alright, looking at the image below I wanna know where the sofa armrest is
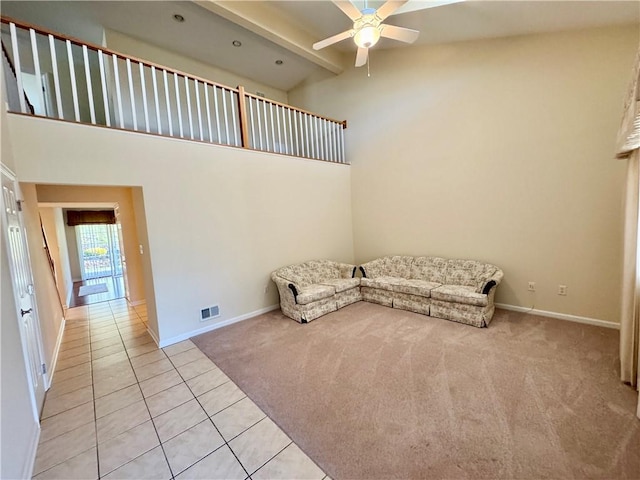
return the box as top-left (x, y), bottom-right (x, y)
top-left (271, 274), bottom-right (301, 305)
top-left (360, 258), bottom-right (385, 278)
top-left (336, 262), bottom-right (358, 279)
top-left (481, 269), bottom-right (504, 295)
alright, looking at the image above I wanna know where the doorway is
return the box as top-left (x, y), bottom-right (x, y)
top-left (69, 221), bottom-right (126, 307)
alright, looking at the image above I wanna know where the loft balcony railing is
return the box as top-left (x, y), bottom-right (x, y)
top-left (1, 16), bottom-right (348, 164)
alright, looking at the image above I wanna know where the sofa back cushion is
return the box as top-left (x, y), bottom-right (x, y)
top-left (445, 259), bottom-right (498, 290)
top-left (384, 256), bottom-right (414, 278)
top-left (307, 260), bottom-right (341, 283)
top-left (276, 260), bottom-right (342, 287)
top-left (410, 257), bottom-right (447, 283)
top-left (276, 263), bottom-right (316, 287)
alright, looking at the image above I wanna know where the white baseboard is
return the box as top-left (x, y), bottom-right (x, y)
top-left (495, 303), bottom-right (619, 330)
top-left (46, 316), bottom-right (67, 389)
top-left (147, 325), bottom-right (160, 347)
top-left (159, 304), bottom-right (279, 348)
top-left (22, 420), bottom-right (40, 480)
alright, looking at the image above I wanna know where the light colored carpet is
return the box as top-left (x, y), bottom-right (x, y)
top-left (78, 283), bottom-right (108, 296)
top-left (192, 302), bottom-right (640, 479)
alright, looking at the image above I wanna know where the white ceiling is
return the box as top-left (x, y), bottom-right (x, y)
top-left (1, 1), bottom-right (638, 92)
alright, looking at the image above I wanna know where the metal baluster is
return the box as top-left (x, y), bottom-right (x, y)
top-left (340, 123), bottom-right (346, 163)
top-left (125, 58), bottom-right (137, 130)
top-left (263, 99), bottom-right (270, 151)
top-left (162, 69), bottom-right (173, 135)
top-left (293, 109), bottom-right (299, 157)
top-left (204, 83), bottom-right (213, 143)
top-left (184, 76), bottom-right (193, 139)
top-left (282, 107), bottom-right (289, 155)
top-left (269, 103), bottom-right (276, 152)
top-left (139, 62), bottom-right (150, 132)
top-left (276, 105), bottom-right (282, 153)
top-left (81, 46), bottom-right (96, 123)
top-left (49, 35), bottom-right (64, 119)
top-left (256, 99), bottom-right (264, 151)
top-left (213, 86), bottom-right (221, 143)
top-left (229, 90), bottom-right (239, 146)
top-left (151, 66), bottom-right (161, 134)
top-left (194, 80), bottom-right (203, 141)
top-left (98, 50), bottom-right (111, 126)
top-left (221, 88), bottom-right (230, 145)
top-left (112, 54), bottom-right (124, 127)
top-left (173, 73), bottom-right (183, 137)
top-left (9, 23), bottom-right (26, 113)
top-left (249, 97), bottom-right (256, 149)
top-left (66, 40), bottom-right (80, 121)
top-left (306, 114), bottom-right (313, 158)
top-left (29, 29), bottom-right (44, 116)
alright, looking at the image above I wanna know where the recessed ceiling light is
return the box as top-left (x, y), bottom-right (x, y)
top-left (275, 60), bottom-right (283, 65)
top-left (173, 14), bottom-right (185, 22)
top-left (232, 40), bottom-right (242, 47)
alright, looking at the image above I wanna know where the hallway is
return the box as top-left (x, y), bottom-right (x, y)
top-left (33, 299), bottom-right (326, 479)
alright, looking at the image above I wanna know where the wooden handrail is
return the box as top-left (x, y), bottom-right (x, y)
top-left (0, 15), bottom-right (238, 94)
top-left (1, 14), bottom-right (348, 161)
top-left (0, 14), bottom-right (347, 129)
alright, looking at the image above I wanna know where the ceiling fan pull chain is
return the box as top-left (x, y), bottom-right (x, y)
top-left (367, 54), bottom-right (371, 77)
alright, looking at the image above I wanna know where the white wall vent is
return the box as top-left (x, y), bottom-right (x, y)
top-left (200, 305), bottom-right (220, 322)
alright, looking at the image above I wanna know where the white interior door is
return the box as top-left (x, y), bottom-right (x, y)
top-left (1, 167), bottom-right (47, 415)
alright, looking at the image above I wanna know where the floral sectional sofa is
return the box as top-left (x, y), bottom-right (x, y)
top-left (271, 260), bottom-right (361, 323)
top-left (360, 256), bottom-right (503, 327)
top-left (272, 256), bottom-right (503, 328)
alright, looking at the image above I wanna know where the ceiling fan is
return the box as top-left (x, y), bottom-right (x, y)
top-left (312, 0), bottom-right (421, 68)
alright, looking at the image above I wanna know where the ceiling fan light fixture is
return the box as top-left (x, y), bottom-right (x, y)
top-left (354, 25), bottom-right (380, 49)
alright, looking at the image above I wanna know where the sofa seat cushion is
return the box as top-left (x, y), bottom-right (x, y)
top-left (391, 279), bottom-right (441, 297)
top-left (296, 284), bottom-right (335, 305)
top-left (320, 277), bottom-right (360, 293)
top-left (360, 276), bottom-right (402, 291)
top-left (431, 285), bottom-right (488, 307)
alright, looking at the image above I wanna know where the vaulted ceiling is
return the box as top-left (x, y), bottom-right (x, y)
top-left (1, 1), bottom-right (638, 91)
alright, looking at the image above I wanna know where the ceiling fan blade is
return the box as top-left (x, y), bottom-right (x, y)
top-left (332, 0), bottom-right (363, 21)
top-left (355, 47), bottom-right (368, 67)
top-left (380, 24), bottom-right (420, 44)
top-left (375, 0), bottom-right (409, 21)
top-left (313, 29), bottom-right (355, 50)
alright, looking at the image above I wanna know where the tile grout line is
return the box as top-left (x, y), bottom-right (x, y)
top-left (164, 349), bottom-right (251, 479)
top-left (88, 306), bottom-right (101, 480)
top-left (105, 299), bottom-right (175, 480)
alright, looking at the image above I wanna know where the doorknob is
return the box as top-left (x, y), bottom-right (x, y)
top-left (21, 308), bottom-right (32, 317)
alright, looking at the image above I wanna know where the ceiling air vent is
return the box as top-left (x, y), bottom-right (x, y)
top-left (200, 305), bottom-right (220, 322)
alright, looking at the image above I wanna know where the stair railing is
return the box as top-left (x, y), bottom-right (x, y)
top-left (0, 16), bottom-right (348, 164)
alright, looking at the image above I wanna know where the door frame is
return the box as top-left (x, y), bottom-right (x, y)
top-left (1, 164), bottom-right (49, 420)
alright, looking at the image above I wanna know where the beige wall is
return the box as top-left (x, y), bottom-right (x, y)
top-left (20, 184), bottom-right (65, 376)
top-left (36, 186), bottom-right (147, 305)
top-left (52, 208), bottom-right (74, 306)
top-left (63, 217), bottom-right (82, 280)
top-left (10, 116), bottom-right (354, 343)
top-left (290, 25), bottom-right (638, 322)
top-left (104, 29), bottom-right (288, 104)
top-left (131, 187), bottom-right (160, 339)
top-left (39, 207), bottom-right (67, 307)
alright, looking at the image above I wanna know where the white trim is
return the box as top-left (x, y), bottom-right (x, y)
top-left (147, 325), bottom-right (160, 346)
top-left (22, 420), bottom-right (40, 480)
top-left (159, 304), bottom-right (279, 348)
top-left (495, 303), bottom-right (619, 329)
top-left (45, 316), bottom-right (66, 389)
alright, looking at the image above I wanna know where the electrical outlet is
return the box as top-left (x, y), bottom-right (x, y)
top-left (528, 282), bottom-right (536, 292)
top-left (264, 285), bottom-right (270, 294)
top-left (558, 285), bottom-right (567, 296)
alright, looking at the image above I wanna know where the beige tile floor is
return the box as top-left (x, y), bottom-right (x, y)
top-left (32, 299), bottom-right (328, 480)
